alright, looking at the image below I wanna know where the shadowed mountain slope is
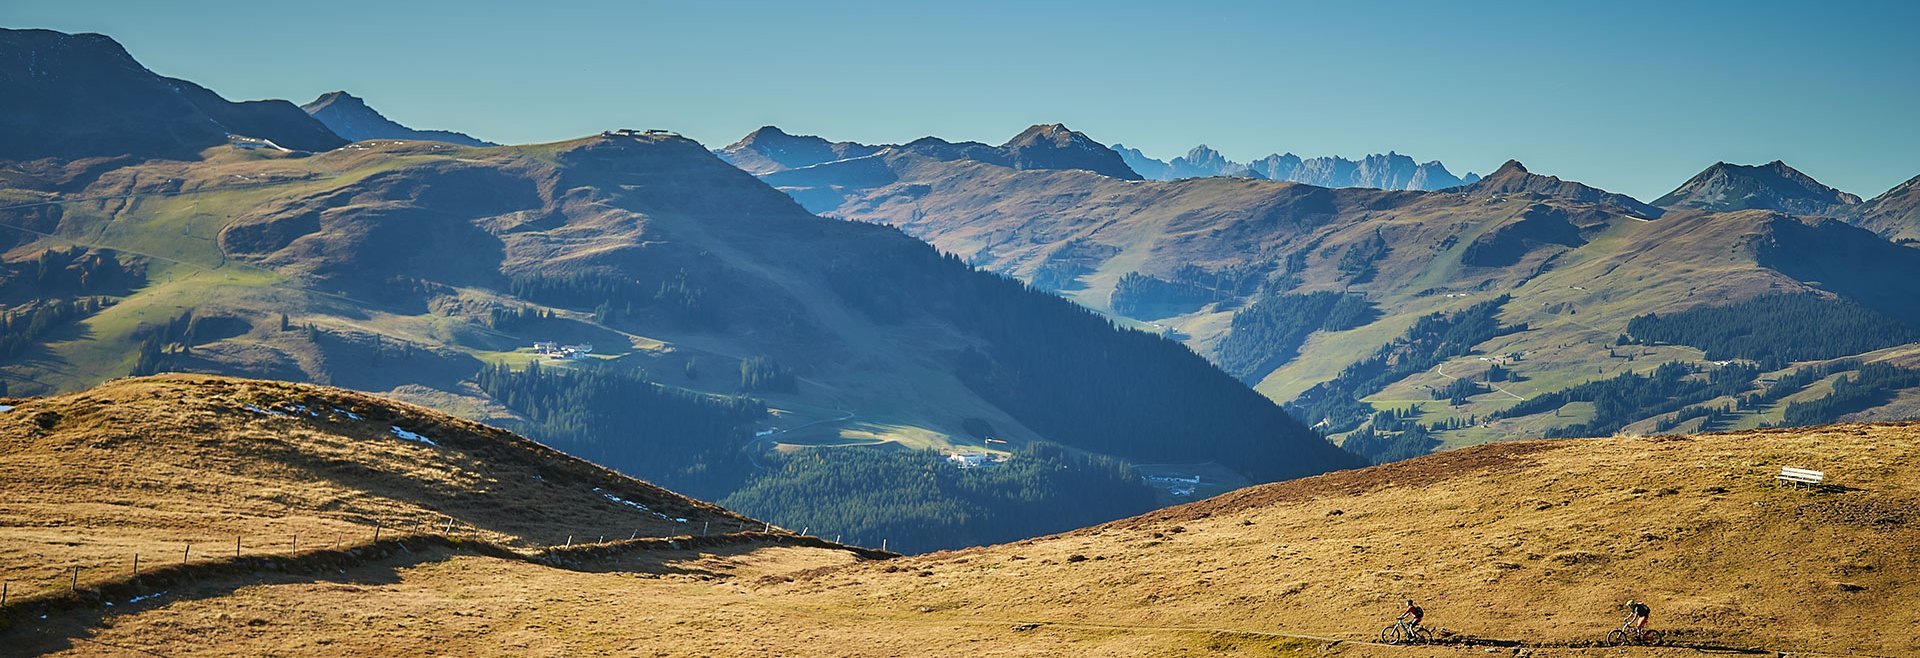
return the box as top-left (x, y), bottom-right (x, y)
top-left (1851, 174), bottom-right (1920, 242)
top-left (0, 28), bottom-right (343, 170)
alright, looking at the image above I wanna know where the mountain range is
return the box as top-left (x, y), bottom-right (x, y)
top-left (1115, 142), bottom-right (1479, 190)
top-left (0, 28), bottom-right (1357, 553)
top-left (732, 121), bottom-right (1920, 462)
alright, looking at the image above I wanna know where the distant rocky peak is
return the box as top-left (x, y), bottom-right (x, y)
top-left (300, 90), bottom-right (492, 147)
top-left (1000, 124), bottom-right (1141, 180)
top-left (1004, 123), bottom-right (1079, 146)
top-left (1654, 160), bottom-right (1860, 214)
top-left (738, 125), bottom-right (800, 143)
top-left (1467, 160), bottom-right (1662, 217)
top-left (1489, 159), bottom-right (1529, 177)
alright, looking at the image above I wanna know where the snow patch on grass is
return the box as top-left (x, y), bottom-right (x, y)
top-left (390, 426), bottom-right (439, 446)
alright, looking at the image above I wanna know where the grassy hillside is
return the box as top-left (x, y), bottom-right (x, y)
top-left (6, 385), bottom-right (1910, 656)
top-left (0, 375), bottom-right (767, 586)
top-left (756, 141), bottom-right (1920, 458)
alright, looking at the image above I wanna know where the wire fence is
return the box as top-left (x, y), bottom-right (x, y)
top-left (0, 515), bottom-right (890, 617)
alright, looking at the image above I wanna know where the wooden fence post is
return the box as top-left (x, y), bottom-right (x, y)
top-left (882, 538), bottom-right (888, 552)
top-left (374, 523), bottom-right (381, 543)
top-left (4, 581), bottom-right (10, 607)
top-left (183, 543), bottom-right (190, 565)
top-left (292, 533), bottom-right (298, 554)
top-left (235, 535), bottom-right (242, 559)
top-left (70, 565), bottom-right (78, 593)
top-left (703, 521), bottom-right (710, 536)
top-left (565, 535), bottom-right (573, 548)
top-left (132, 553), bottom-right (139, 579)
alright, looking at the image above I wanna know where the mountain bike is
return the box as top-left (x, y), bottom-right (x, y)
top-left (1380, 619), bottom-right (1433, 645)
top-left (1605, 620), bottom-right (1663, 646)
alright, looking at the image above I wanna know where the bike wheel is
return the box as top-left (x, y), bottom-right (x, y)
top-left (1639, 629), bottom-right (1663, 645)
top-left (1413, 627), bottom-right (1433, 644)
top-left (1606, 629), bottom-right (1627, 646)
top-left (1381, 625), bottom-right (1401, 645)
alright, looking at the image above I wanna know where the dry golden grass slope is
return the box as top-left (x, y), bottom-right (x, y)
top-left (2, 376), bottom-right (1915, 656)
top-left (0, 375), bottom-right (815, 597)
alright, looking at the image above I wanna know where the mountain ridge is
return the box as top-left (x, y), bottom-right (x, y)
top-left (1118, 142), bottom-right (1473, 191)
top-left (301, 91), bottom-right (494, 147)
top-left (0, 27), bottom-right (344, 171)
top-left (1654, 160), bottom-right (1862, 215)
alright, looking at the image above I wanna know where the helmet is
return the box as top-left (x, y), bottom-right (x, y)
top-left (1405, 599), bottom-right (1415, 606)
top-left (1625, 599), bottom-right (1639, 607)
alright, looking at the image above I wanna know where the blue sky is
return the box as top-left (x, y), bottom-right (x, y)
top-left (8, 0), bottom-right (1918, 200)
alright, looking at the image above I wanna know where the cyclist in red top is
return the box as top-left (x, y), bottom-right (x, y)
top-left (1400, 599), bottom-right (1424, 630)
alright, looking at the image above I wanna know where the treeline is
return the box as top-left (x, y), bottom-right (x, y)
top-left (1739, 360), bottom-right (1859, 410)
top-left (1624, 293), bottom-right (1918, 367)
top-left (720, 443), bottom-right (1157, 554)
top-left (1337, 229), bottom-right (1389, 283)
top-left (1216, 291), bottom-right (1378, 383)
top-left (1494, 361), bottom-right (1758, 438)
top-left (0, 297), bottom-right (112, 360)
top-left (474, 362), bottom-right (766, 498)
top-left (1342, 405), bottom-right (1439, 463)
top-left (1109, 272), bottom-right (1217, 319)
top-left (506, 269), bottom-right (721, 330)
top-left (1109, 265), bottom-right (1266, 319)
top-left (1653, 403), bottom-right (1737, 433)
top-left (1289, 297), bottom-right (1520, 433)
top-left (128, 309), bottom-right (252, 376)
top-left (738, 356), bottom-right (795, 393)
top-left (1, 247), bottom-right (144, 297)
top-left (824, 234), bottom-right (1360, 481)
top-left (487, 305), bottom-right (553, 331)
top-left (1435, 377), bottom-right (1489, 405)
top-left (1781, 363), bottom-right (1920, 427)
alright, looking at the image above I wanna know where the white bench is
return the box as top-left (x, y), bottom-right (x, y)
top-left (1776, 467), bottom-right (1826, 488)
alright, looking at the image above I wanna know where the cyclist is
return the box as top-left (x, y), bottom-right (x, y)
top-left (1623, 599), bottom-right (1651, 635)
top-left (1399, 598), bottom-right (1424, 631)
